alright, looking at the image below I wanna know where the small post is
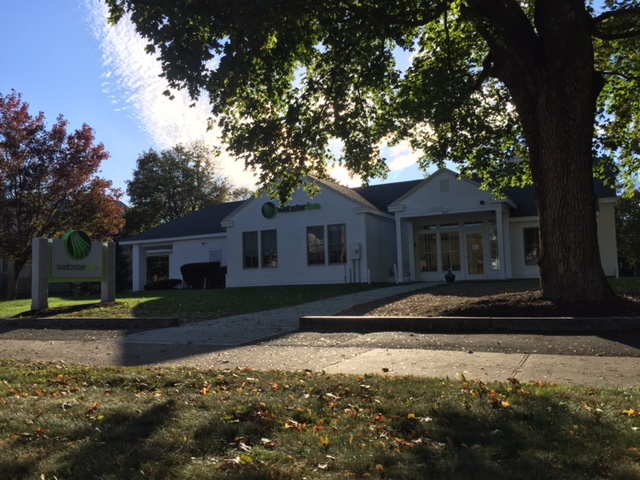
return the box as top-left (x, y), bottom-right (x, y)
top-left (101, 242), bottom-right (116, 303)
top-left (31, 238), bottom-right (49, 311)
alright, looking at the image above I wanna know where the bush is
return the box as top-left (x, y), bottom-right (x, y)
top-left (180, 262), bottom-right (226, 289)
top-left (144, 278), bottom-right (183, 291)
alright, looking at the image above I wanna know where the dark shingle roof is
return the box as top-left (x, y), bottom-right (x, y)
top-left (121, 173), bottom-right (617, 242)
top-left (504, 178), bottom-right (616, 218)
top-left (353, 179), bottom-right (424, 211)
top-left (121, 201), bottom-right (245, 243)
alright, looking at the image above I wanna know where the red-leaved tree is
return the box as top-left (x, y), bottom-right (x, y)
top-left (0, 90), bottom-right (125, 299)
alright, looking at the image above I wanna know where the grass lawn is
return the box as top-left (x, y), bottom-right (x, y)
top-left (0, 360), bottom-right (638, 479)
top-left (2, 277), bottom-right (638, 322)
top-left (0, 283), bottom-right (387, 322)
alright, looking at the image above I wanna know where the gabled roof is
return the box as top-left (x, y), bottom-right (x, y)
top-left (312, 176), bottom-right (379, 210)
top-left (353, 179), bottom-right (424, 211)
top-left (121, 170), bottom-right (617, 244)
top-left (120, 201), bottom-right (245, 244)
top-left (388, 168), bottom-right (480, 206)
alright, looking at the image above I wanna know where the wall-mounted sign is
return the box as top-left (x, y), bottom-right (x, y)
top-left (48, 230), bottom-right (106, 282)
top-left (261, 201), bottom-right (321, 219)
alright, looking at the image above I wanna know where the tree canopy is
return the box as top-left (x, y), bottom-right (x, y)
top-left (0, 90), bottom-right (125, 299)
top-left (125, 141), bottom-right (251, 235)
top-left (106, 0), bottom-right (640, 303)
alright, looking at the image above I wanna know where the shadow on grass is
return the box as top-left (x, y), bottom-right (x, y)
top-left (4, 376), bottom-right (637, 480)
top-left (11, 302), bottom-right (111, 319)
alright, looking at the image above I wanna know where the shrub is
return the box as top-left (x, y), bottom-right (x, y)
top-left (180, 262), bottom-right (226, 289)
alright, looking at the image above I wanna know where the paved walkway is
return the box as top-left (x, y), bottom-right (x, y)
top-left (1, 283), bottom-right (639, 389)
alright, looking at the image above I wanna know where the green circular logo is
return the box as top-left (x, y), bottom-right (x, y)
top-left (62, 230), bottom-right (92, 260)
top-left (261, 202), bottom-right (277, 219)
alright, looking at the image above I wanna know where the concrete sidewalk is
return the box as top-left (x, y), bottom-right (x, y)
top-left (118, 283), bottom-right (640, 388)
top-left (1, 283), bottom-right (639, 389)
top-left (123, 283), bottom-right (436, 346)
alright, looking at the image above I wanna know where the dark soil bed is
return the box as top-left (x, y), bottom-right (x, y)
top-left (339, 282), bottom-right (640, 317)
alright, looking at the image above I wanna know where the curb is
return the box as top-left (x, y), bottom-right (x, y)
top-left (0, 317), bottom-right (179, 329)
top-left (300, 316), bottom-right (640, 333)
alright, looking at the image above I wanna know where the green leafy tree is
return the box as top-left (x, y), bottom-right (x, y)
top-left (0, 90), bottom-right (125, 299)
top-left (125, 141), bottom-right (251, 235)
top-left (615, 190), bottom-right (640, 275)
top-left (107, 0), bottom-right (640, 304)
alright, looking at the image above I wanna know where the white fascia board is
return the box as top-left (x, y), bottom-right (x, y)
top-left (387, 205), bottom-right (405, 212)
top-left (353, 207), bottom-right (394, 219)
top-left (120, 232), bottom-right (227, 246)
top-left (490, 198), bottom-right (517, 209)
top-left (508, 215), bottom-right (539, 223)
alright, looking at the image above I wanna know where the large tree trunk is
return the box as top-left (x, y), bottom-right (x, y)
top-left (477, 0), bottom-right (617, 303)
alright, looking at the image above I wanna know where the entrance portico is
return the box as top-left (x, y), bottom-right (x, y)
top-left (389, 170), bottom-right (515, 283)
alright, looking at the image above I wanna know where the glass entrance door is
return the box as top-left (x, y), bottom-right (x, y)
top-left (466, 232), bottom-right (485, 276)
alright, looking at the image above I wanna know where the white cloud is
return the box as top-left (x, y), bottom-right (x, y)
top-left (82, 0), bottom-right (257, 189)
top-left (328, 165), bottom-right (363, 187)
top-left (383, 140), bottom-right (422, 172)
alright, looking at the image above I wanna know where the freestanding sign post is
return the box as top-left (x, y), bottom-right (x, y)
top-left (31, 231), bottom-right (116, 311)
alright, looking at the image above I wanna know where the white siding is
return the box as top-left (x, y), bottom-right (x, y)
top-left (171, 237), bottom-right (227, 281)
top-left (225, 186), bottom-right (372, 287)
top-left (364, 214), bottom-right (397, 283)
top-left (597, 200), bottom-right (618, 276)
top-left (398, 171), bottom-right (496, 217)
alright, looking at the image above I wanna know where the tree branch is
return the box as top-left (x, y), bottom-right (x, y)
top-left (599, 70), bottom-right (640, 82)
top-left (592, 7), bottom-right (640, 40)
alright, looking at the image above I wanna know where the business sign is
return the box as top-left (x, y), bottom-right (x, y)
top-left (48, 230), bottom-right (106, 282)
top-left (261, 201), bottom-right (321, 219)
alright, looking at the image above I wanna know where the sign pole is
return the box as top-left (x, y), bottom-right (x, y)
top-left (31, 238), bottom-right (49, 311)
top-left (101, 242), bottom-right (116, 303)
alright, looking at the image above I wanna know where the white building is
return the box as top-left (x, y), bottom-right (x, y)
top-left (120, 169), bottom-right (619, 291)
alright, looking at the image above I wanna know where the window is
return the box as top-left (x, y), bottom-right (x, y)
top-left (243, 232), bottom-right (259, 268)
top-left (307, 226), bottom-right (325, 265)
top-left (440, 232), bottom-right (461, 271)
top-left (261, 230), bottom-right (278, 267)
top-left (523, 227), bottom-right (539, 266)
top-left (419, 233), bottom-right (438, 272)
top-left (243, 230), bottom-right (277, 269)
top-left (328, 224), bottom-right (346, 264)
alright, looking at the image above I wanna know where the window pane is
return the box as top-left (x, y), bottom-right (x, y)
top-left (243, 232), bottom-right (259, 269)
top-left (261, 230), bottom-right (278, 267)
top-left (523, 227), bottom-right (539, 266)
top-left (419, 233), bottom-right (438, 272)
top-left (441, 232), bottom-right (460, 271)
top-left (328, 224), bottom-right (346, 264)
top-left (307, 226), bottom-right (325, 265)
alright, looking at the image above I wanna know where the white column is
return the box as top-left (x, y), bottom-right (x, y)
top-left (503, 210), bottom-right (513, 279)
top-left (394, 216), bottom-right (404, 283)
top-left (406, 221), bottom-right (416, 281)
top-left (495, 208), bottom-right (507, 279)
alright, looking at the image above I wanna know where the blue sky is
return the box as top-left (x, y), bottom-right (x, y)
top-left (0, 1), bottom-right (425, 202)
